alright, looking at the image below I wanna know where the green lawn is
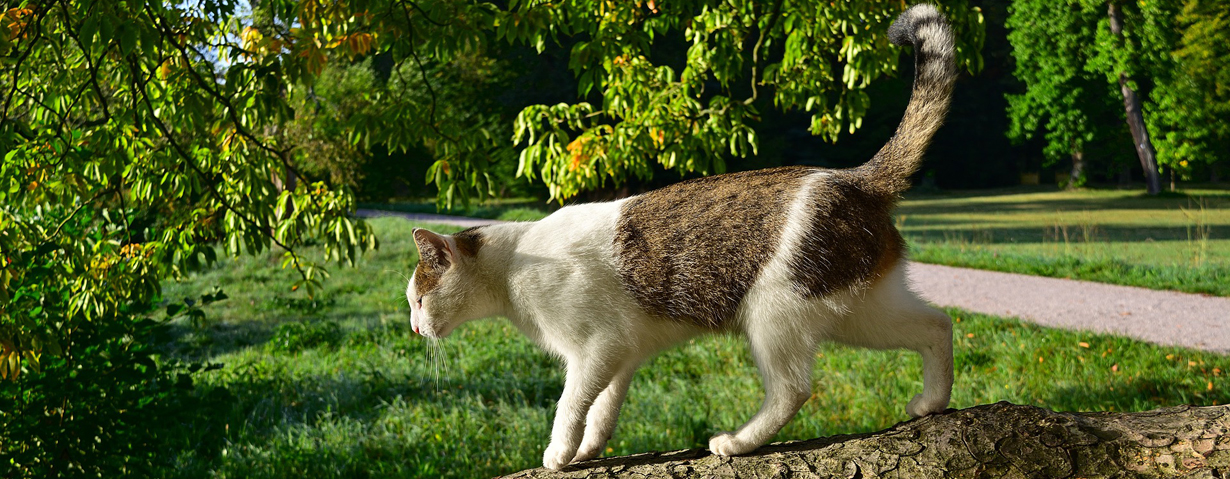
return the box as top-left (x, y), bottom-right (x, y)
top-left (898, 186), bottom-right (1230, 296)
top-left (157, 216), bottom-right (1230, 478)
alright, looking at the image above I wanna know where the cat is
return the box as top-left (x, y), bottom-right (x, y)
top-left (406, 4), bottom-right (956, 471)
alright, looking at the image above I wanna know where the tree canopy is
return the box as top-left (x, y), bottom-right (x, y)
top-left (1006, 0), bottom-right (1229, 190)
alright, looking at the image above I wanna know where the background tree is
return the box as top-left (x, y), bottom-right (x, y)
top-left (1005, 0), bottom-right (1126, 188)
top-left (1004, 0), bottom-right (1212, 194)
top-left (1090, 0), bottom-right (1170, 194)
top-left (1148, 0), bottom-right (1230, 183)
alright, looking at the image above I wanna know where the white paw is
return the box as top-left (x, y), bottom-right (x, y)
top-left (708, 432), bottom-right (755, 456)
top-left (542, 442), bottom-right (576, 471)
top-left (572, 440), bottom-right (603, 463)
top-left (906, 393), bottom-right (947, 418)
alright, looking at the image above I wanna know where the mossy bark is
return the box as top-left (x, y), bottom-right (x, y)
top-left (504, 402), bottom-right (1230, 478)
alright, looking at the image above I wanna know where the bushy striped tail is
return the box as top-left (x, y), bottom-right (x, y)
top-left (859, 4), bottom-right (957, 196)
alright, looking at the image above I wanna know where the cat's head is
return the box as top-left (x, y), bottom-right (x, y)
top-left (407, 227), bottom-right (490, 338)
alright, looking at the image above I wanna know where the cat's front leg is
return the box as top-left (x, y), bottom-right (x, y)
top-left (543, 358), bottom-right (618, 470)
top-left (573, 367), bottom-right (636, 462)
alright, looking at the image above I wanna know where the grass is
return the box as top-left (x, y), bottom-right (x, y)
top-left (158, 216), bottom-right (1230, 478)
top-left (358, 198), bottom-right (553, 222)
top-left (898, 186), bottom-right (1230, 296)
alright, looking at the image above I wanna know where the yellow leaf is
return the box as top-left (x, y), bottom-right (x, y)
top-left (159, 60), bottom-right (172, 80)
top-left (23, 350), bottom-right (39, 372)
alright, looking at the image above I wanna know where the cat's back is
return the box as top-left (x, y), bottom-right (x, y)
top-left (613, 166), bottom-right (902, 327)
top-left (613, 167), bottom-right (812, 326)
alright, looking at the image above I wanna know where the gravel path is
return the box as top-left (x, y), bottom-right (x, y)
top-left (361, 210), bottom-right (1230, 354)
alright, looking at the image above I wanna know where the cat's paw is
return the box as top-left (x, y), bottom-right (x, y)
top-left (708, 432), bottom-right (755, 456)
top-left (572, 441), bottom-right (603, 463)
top-left (542, 442), bottom-right (577, 471)
top-left (906, 393), bottom-right (947, 418)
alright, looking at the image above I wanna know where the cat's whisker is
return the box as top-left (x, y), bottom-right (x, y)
top-left (383, 268), bottom-right (413, 284)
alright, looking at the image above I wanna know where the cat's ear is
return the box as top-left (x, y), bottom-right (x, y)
top-left (413, 228), bottom-right (454, 269)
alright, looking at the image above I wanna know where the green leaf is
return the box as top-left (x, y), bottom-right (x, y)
top-left (80, 15), bottom-right (100, 51)
top-left (119, 24), bottom-right (137, 56)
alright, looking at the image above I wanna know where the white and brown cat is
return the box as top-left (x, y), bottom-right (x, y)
top-left (407, 4), bottom-right (957, 471)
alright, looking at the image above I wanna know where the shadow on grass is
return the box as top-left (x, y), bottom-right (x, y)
top-left (901, 188), bottom-right (1230, 215)
top-left (1045, 376), bottom-right (1230, 413)
top-left (900, 223), bottom-right (1230, 244)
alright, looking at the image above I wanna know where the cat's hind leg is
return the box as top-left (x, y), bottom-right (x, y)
top-left (709, 318), bottom-right (818, 456)
top-left (572, 365), bottom-right (637, 462)
top-left (832, 262), bottom-right (954, 417)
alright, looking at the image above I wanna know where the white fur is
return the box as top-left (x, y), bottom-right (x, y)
top-left (406, 173), bottom-right (954, 470)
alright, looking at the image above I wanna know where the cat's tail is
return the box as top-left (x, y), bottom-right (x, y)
top-left (857, 4), bottom-right (956, 196)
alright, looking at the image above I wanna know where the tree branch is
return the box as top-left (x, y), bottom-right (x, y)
top-left (125, 56), bottom-right (310, 281)
top-left (395, 0), bottom-right (459, 145)
top-left (57, 0), bottom-right (110, 123)
top-left (744, 0), bottom-right (785, 106)
top-left (397, 0), bottom-right (449, 27)
top-left (144, 5), bottom-right (316, 186)
top-left (508, 402), bottom-right (1230, 478)
top-left (2, 5), bottom-right (47, 125)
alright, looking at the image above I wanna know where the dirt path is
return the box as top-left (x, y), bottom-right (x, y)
top-left (908, 263), bottom-right (1230, 354)
top-left (362, 210), bottom-right (1230, 354)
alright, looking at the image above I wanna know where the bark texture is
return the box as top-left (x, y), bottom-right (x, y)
top-left (504, 402), bottom-right (1230, 478)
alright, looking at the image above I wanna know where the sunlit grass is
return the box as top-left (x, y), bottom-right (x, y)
top-left (159, 216), bottom-right (1230, 478)
top-left (898, 186), bottom-right (1230, 295)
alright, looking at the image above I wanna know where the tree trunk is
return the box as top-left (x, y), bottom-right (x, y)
top-left (505, 402), bottom-right (1230, 478)
top-left (1108, 1), bottom-right (1162, 196)
top-left (1069, 149), bottom-right (1085, 189)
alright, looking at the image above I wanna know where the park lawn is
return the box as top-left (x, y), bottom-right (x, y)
top-left (898, 186), bottom-right (1230, 296)
top-left (160, 216), bottom-right (1230, 478)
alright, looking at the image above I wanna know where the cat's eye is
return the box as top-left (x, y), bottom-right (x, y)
top-left (416, 296), bottom-right (423, 306)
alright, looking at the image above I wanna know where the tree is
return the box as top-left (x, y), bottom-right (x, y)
top-left (1005, 0), bottom-right (1198, 193)
top-left (1005, 0), bottom-right (1123, 188)
top-left (1096, 0), bottom-right (1166, 194)
top-left (506, 402), bottom-right (1230, 478)
top-left (0, 1), bottom-right (379, 474)
top-left (1148, 0), bottom-right (1230, 183)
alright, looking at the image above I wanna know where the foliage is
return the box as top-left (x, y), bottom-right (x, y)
top-left (0, 306), bottom-right (229, 477)
top-left (508, 0), bottom-right (985, 201)
top-left (1148, 0), bottom-right (1230, 179)
top-left (0, 0), bottom-right (381, 473)
top-left (1006, 0), bottom-right (1228, 185)
top-left (1004, 0), bottom-right (1125, 176)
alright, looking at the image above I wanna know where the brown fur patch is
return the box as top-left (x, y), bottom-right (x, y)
top-left (454, 227), bottom-right (485, 257)
top-left (412, 229), bottom-right (451, 297)
top-left (614, 167), bottom-right (813, 327)
top-left (790, 172), bottom-right (905, 297)
top-left (413, 227), bottom-right (483, 298)
top-left (413, 261), bottom-right (444, 297)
